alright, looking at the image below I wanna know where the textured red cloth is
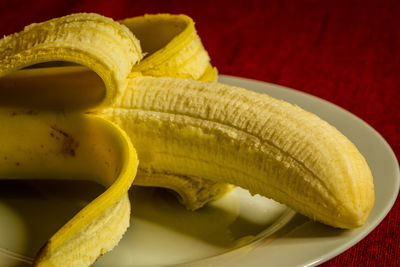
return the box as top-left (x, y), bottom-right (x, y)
top-left (0, 0), bottom-right (399, 266)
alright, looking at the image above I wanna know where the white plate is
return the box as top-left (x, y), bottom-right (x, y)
top-left (0, 75), bottom-right (398, 267)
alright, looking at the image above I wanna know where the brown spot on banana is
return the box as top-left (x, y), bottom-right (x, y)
top-left (50, 126), bottom-right (79, 157)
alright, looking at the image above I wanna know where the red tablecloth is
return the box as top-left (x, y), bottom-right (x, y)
top-left (0, 0), bottom-right (399, 266)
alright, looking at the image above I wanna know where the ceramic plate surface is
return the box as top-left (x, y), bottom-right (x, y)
top-left (0, 75), bottom-right (398, 267)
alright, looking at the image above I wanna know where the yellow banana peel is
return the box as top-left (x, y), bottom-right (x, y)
top-left (121, 13), bottom-right (218, 81)
top-left (0, 13), bottom-right (140, 266)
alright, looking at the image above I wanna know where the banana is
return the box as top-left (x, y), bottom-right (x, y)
top-left (103, 76), bottom-right (374, 229)
top-left (0, 13), bottom-right (140, 266)
top-left (0, 12), bottom-right (375, 267)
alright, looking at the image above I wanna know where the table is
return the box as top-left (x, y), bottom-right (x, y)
top-left (0, 0), bottom-right (399, 266)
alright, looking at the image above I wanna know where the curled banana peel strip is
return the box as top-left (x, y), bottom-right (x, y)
top-left (0, 13), bottom-right (139, 266)
top-left (0, 111), bottom-right (137, 266)
top-left (0, 13), bottom-right (142, 109)
top-left (0, 12), bottom-right (375, 266)
top-left (120, 13), bottom-right (218, 81)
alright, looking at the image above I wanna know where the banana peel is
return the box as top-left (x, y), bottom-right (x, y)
top-left (121, 13), bottom-right (218, 81)
top-left (0, 12), bottom-right (374, 266)
top-left (0, 110), bottom-right (137, 266)
top-left (0, 13), bottom-right (140, 266)
top-left (0, 12), bottom-right (224, 265)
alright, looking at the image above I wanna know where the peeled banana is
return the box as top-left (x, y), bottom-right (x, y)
top-left (104, 76), bottom-right (374, 229)
top-left (0, 12), bottom-right (374, 267)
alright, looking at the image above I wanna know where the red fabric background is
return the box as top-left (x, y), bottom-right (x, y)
top-left (0, 0), bottom-right (399, 266)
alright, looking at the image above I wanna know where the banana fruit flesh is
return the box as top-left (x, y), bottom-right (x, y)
top-left (104, 76), bottom-right (374, 229)
top-left (0, 12), bottom-right (375, 266)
